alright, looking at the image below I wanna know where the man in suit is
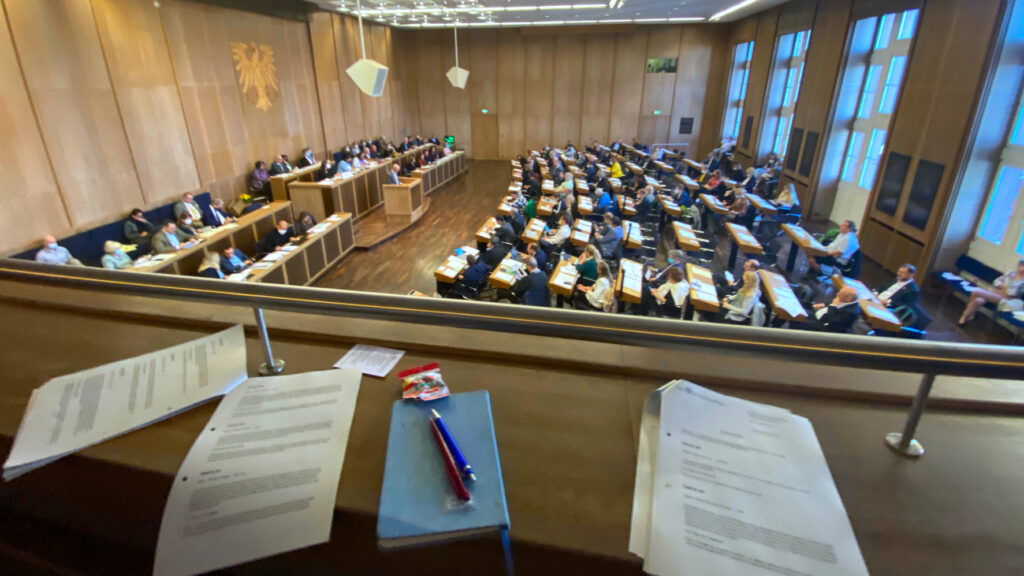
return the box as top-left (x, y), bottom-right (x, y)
top-left (494, 215), bottom-right (517, 248)
top-left (714, 258), bottom-right (760, 295)
top-left (877, 263), bottom-right (919, 310)
top-left (259, 219), bottom-right (294, 254)
top-left (220, 246), bottom-right (253, 274)
top-left (508, 257), bottom-right (549, 306)
top-left (269, 154), bottom-right (290, 175)
top-left (455, 254), bottom-right (491, 291)
top-left (593, 213), bottom-right (622, 260)
top-left (509, 208), bottom-right (526, 238)
top-left (398, 137), bottom-right (412, 152)
top-left (525, 242), bottom-right (547, 273)
top-left (173, 192), bottom-right (204, 225)
top-left (387, 162), bottom-right (402, 185)
top-left (794, 286), bottom-right (860, 333)
top-left (203, 198), bottom-right (235, 228)
top-left (297, 148), bottom-right (316, 168)
top-left (152, 221), bottom-right (197, 254)
top-left (481, 235), bottom-right (507, 268)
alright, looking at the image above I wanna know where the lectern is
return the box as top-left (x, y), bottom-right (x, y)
top-left (382, 177), bottom-right (426, 224)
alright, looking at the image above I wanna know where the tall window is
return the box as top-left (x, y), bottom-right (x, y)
top-left (975, 93), bottom-right (1024, 257)
top-left (838, 9), bottom-right (918, 195)
top-left (768, 30), bottom-right (811, 157)
top-left (723, 41), bottom-right (754, 141)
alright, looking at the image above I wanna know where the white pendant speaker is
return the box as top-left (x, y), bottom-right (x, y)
top-left (446, 66), bottom-right (469, 89)
top-left (347, 59), bottom-right (389, 97)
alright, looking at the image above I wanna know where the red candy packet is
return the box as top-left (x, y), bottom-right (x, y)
top-left (397, 362), bottom-right (450, 402)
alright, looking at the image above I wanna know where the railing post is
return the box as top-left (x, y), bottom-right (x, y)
top-left (885, 372), bottom-right (935, 458)
top-left (253, 308), bottom-right (285, 376)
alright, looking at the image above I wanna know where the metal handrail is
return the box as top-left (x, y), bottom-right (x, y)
top-left (2, 259), bottom-right (1022, 378)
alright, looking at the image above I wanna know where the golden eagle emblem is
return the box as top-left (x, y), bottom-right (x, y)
top-left (230, 42), bottom-right (279, 111)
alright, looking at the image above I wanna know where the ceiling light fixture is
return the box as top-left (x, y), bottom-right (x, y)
top-left (709, 0), bottom-right (763, 21)
top-left (346, 0), bottom-right (389, 97)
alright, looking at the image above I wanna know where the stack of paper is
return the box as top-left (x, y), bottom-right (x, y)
top-left (630, 381), bottom-right (870, 576)
top-left (262, 252), bottom-right (286, 262)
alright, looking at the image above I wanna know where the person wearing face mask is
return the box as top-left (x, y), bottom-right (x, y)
top-left (297, 147), bottom-right (316, 168)
top-left (35, 235), bottom-right (83, 266)
top-left (124, 208), bottom-right (155, 255)
top-left (176, 215), bottom-right (200, 238)
top-left (258, 219), bottom-right (294, 254)
top-left (101, 241), bottom-right (133, 270)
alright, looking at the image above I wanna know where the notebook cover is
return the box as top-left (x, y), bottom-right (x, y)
top-left (377, 391), bottom-right (509, 547)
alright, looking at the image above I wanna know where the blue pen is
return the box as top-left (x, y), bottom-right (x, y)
top-left (431, 409), bottom-right (476, 482)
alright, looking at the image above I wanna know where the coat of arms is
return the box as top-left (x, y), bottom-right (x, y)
top-left (230, 42), bottom-right (279, 111)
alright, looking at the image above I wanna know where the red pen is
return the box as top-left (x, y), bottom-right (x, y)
top-left (430, 418), bottom-right (471, 501)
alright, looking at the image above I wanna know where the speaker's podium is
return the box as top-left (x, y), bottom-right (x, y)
top-left (382, 177), bottom-right (426, 224)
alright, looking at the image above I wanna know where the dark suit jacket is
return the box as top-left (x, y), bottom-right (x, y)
top-left (461, 261), bottom-right (490, 287)
top-left (481, 246), bottom-right (506, 268)
top-left (512, 270), bottom-right (549, 306)
top-left (386, 171), bottom-right (401, 185)
top-left (269, 161), bottom-right (289, 175)
top-left (532, 249), bottom-right (548, 272)
top-left (203, 206), bottom-right (231, 228)
top-left (496, 221), bottom-right (517, 246)
top-left (884, 280), bottom-right (919, 309)
top-left (297, 155), bottom-right (315, 168)
top-left (220, 250), bottom-right (251, 274)
top-left (259, 228), bottom-right (294, 253)
top-left (815, 303), bottom-right (860, 333)
top-left (198, 267), bottom-right (223, 279)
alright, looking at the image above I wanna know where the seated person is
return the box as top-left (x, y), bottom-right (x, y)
top-left (269, 154), bottom-right (291, 175)
top-left (203, 198), bottom-right (235, 228)
top-left (259, 219), bottom-right (294, 253)
top-left (652, 266), bottom-right (690, 318)
top-left (173, 192), bottom-right (204, 225)
top-left (877, 263), bottom-right (919, 310)
top-left (504, 257), bottom-right (549, 307)
top-left (574, 261), bottom-right (614, 312)
top-left (635, 186), bottom-right (656, 218)
top-left (456, 254), bottom-right (491, 290)
top-left (508, 208), bottom-right (526, 238)
top-left (525, 242), bottom-right (547, 273)
top-left (702, 169), bottom-right (723, 192)
top-left (197, 253), bottom-right (224, 279)
top-left (714, 258), bottom-right (760, 296)
top-left (669, 184), bottom-right (691, 208)
top-left (608, 159), bottom-right (624, 179)
top-left (573, 245), bottom-right (602, 289)
top-left (293, 211), bottom-right (318, 238)
top-left (556, 172), bottom-right (574, 195)
top-left (251, 161), bottom-right (270, 192)
top-left (321, 152), bottom-right (339, 179)
top-left (539, 213), bottom-right (571, 253)
top-left (220, 246), bottom-right (253, 275)
top-left (593, 213), bottom-right (623, 260)
top-left (152, 220), bottom-right (197, 254)
top-left (297, 147), bottom-right (316, 168)
top-left (124, 208), bottom-right (156, 254)
top-left (101, 241), bottom-right (133, 270)
top-left (808, 219), bottom-right (859, 274)
top-left (775, 182), bottom-right (798, 209)
top-left (637, 250), bottom-right (685, 315)
top-left (711, 271), bottom-right (761, 325)
top-left (176, 215), bottom-right (200, 237)
top-left (594, 187), bottom-right (612, 215)
top-left (494, 215), bottom-right (517, 247)
top-left (35, 235), bottom-right (83, 266)
top-left (958, 259), bottom-right (1024, 325)
top-left (480, 235), bottom-right (507, 268)
top-left (794, 286), bottom-right (861, 333)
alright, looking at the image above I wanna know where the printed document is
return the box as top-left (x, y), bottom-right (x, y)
top-left (153, 369), bottom-right (361, 576)
top-left (3, 325), bottom-right (248, 481)
top-left (333, 344), bottom-right (405, 377)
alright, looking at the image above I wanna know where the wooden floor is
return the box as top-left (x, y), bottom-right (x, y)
top-left (315, 158), bottom-right (1016, 345)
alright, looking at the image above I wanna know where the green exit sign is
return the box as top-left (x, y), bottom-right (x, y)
top-left (653, 110), bottom-right (662, 116)
top-left (482, 109), bottom-right (489, 114)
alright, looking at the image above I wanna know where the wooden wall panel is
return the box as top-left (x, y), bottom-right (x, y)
top-left (523, 35), bottom-right (555, 153)
top-left (413, 31), bottom-right (447, 141)
top-left (497, 29), bottom-right (526, 158)
top-left (697, 25), bottom-right (732, 157)
top-left (440, 30), bottom-right (471, 155)
top-left (674, 26), bottom-right (721, 156)
top-left (93, 0), bottom-right (199, 207)
top-left (393, 30), bottom-right (421, 137)
top-left (359, 24), bottom-right (383, 138)
top-left (335, 15), bottom-right (366, 142)
top-left (0, 4), bottom-right (69, 253)
top-left (468, 30), bottom-right (498, 159)
top-left (739, 9), bottom-right (780, 163)
top-left (309, 11), bottom-right (348, 148)
top-left (6, 0), bottom-right (144, 228)
top-left (608, 29), bottom-right (648, 142)
top-left (551, 35), bottom-right (585, 149)
top-left (640, 27), bottom-right (682, 145)
top-left (580, 33), bottom-right (615, 146)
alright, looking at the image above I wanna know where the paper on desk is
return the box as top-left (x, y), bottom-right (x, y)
top-left (641, 382), bottom-right (868, 576)
top-left (333, 344), bottom-right (405, 378)
top-left (152, 369), bottom-right (361, 576)
top-left (261, 251), bottom-right (285, 262)
top-left (3, 325), bottom-right (248, 481)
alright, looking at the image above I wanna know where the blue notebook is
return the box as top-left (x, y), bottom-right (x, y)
top-left (377, 391), bottom-right (510, 551)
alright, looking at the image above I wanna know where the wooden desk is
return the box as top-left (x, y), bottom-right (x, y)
top-left (511, 160), bottom-right (521, 170)
top-left (618, 196), bottom-right (636, 217)
top-left (521, 218), bottom-right (547, 244)
top-left (725, 223), bottom-right (764, 269)
top-left (245, 212), bottom-right (355, 286)
top-left (672, 221), bottom-right (702, 252)
top-left (683, 158), bottom-right (705, 172)
top-left (570, 220), bottom-right (593, 247)
top-left (576, 179), bottom-right (589, 195)
top-left (622, 220), bottom-right (642, 250)
top-left (434, 254), bottom-right (468, 285)
top-left (782, 223), bottom-right (828, 274)
top-left (475, 217), bottom-right (499, 245)
top-left (609, 178), bottom-right (622, 193)
top-left (577, 196), bottom-right (593, 216)
top-left (270, 162), bottom-right (322, 201)
top-left (286, 162), bottom-right (382, 221)
top-left (759, 270), bottom-right (808, 322)
top-left (542, 180), bottom-right (556, 195)
top-left (653, 160), bottom-right (672, 173)
top-left (548, 259), bottom-right (579, 298)
top-left (537, 196), bottom-right (558, 217)
top-left (129, 201), bottom-right (293, 276)
top-left (512, 169), bottom-right (523, 182)
top-left (643, 175), bottom-right (663, 190)
top-left (616, 258), bottom-right (643, 305)
top-left (412, 151), bottom-right (466, 195)
top-left (699, 193), bottom-right (729, 215)
top-left (488, 257), bottom-right (525, 289)
top-left (748, 194), bottom-right (778, 215)
top-left (658, 195), bottom-right (681, 218)
top-left (674, 173), bottom-right (699, 191)
top-left (687, 262), bottom-right (719, 315)
top-left (508, 181), bottom-right (522, 194)
top-left (626, 162), bottom-right (643, 175)
top-left (382, 177), bottom-right (425, 224)
top-left (832, 275), bottom-right (904, 332)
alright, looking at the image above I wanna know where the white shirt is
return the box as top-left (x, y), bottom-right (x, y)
top-left (546, 224), bottom-right (570, 245)
top-left (815, 299), bottom-right (858, 320)
top-left (656, 280), bottom-right (689, 308)
top-left (587, 277), bottom-right (612, 309)
top-left (826, 231), bottom-right (860, 264)
top-left (878, 279), bottom-right (911, 304)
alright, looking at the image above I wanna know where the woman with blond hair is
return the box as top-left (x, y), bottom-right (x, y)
top-left (712, 270), bottom-right (760, 325)
top-left (101, 241), bottom-right (133, 270)
top-left (575, 260), bottom-right (614, 312)
top-left (197, 252), bottom-right (224, 279)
